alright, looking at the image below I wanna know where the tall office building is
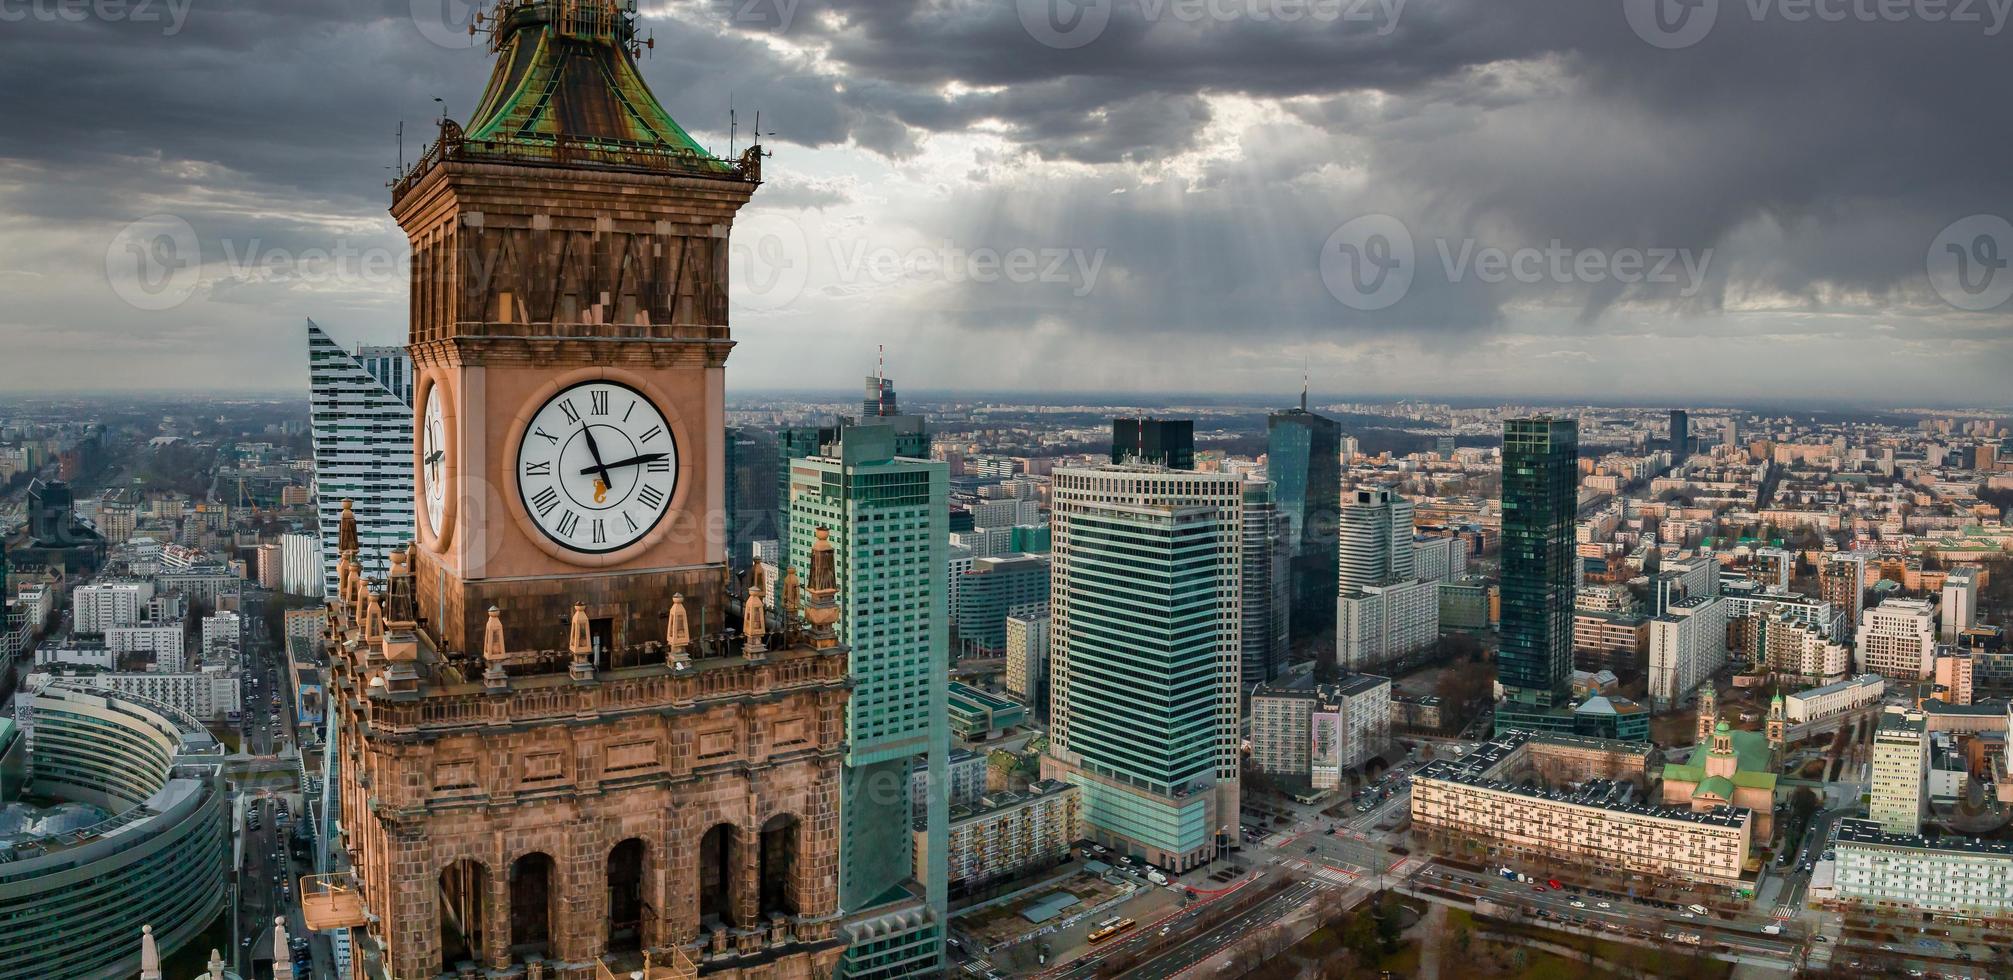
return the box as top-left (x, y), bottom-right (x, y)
top-left (1111, 417), bottom-right (1195, 470)
top-left (785, 423), bottom-right (949, 978)
top-left (1336, 488), bottom-right (1416, 593)
top-left (1941, 567), bottom-right (1980, 641)
top-left (1497, 417), bottom-right (1579, 718)
top-left (1820, 552), bottom-right (1869, 637)
top-left (725, 426), bottom-right (779, 571)
top-left (1267, 392), bottom-right (1342, 647)
top-left (1042, 464), bottom-right (1242, 873)
top-left (1240, 481), bottom-right (1291, 687)
top-left (1856, 598), bottom-right (1937, 681)
top-left (306, 319), bottom-right (412, 599)
top-left (1668, 409), bottom-right (1690, 459)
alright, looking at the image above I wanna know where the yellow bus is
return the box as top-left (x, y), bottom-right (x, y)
top-left (1087, 918), bottom-right (1136, 943)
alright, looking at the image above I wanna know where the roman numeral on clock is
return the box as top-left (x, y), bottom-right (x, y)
top-left (637, 484), bottom-right (665, 510)
top-left (559, 399), bottom-right (581, 425)
top-left (590, 390), bottom-right (609, 415)
top-left (645, 459), bottom-right (671, 473)
top-left (530, 486), bottom-right (560, 517)
top-left (533, 427), bottom-right (559, 445)
top-left (638, 425), bottom-right (663, 443)
top-left (556, 510), bottom-right (581, 537)
top-left (591, 519), bottom-right (606, 544)
top-left (524, 460), bottom-right (551, 476)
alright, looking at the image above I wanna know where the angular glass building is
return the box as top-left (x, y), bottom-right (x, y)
top-left (306, 319), bottom-right (412, 598)
top-left (1266, 399), bottom-right (1341, 648)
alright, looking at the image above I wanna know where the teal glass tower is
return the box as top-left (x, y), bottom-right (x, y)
top-left (1043, 465), bottom-right (1243, 873)
top-left (784, 422), bottom-right (948, 978)
top-left (1266, 391), bottom-right (1341, 649)
top-left (1497, 416), bottom-right (1578, 719)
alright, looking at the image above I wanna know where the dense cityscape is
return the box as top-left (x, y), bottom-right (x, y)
top-left (2, 2), bottom-right (2010, 980)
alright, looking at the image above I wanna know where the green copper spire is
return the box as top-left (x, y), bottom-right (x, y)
top-left (457, 0), bottom-right (732, 174)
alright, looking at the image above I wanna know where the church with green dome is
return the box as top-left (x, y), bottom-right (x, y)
top-left (1659, 687), bottom-right (1783, 842)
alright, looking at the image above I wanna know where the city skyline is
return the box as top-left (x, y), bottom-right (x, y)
top-left (2, 3), bottom-right (2008, 400)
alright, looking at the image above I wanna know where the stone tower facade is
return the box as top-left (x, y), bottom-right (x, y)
top-left (324, 4), bottom-right (845, 978)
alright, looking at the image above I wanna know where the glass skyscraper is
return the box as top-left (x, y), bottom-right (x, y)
top-left (1497, 416), bottom-right (1578, 712)
top-left (306, 319), bottom-right (412, 598)
top-left (1111, 417), bottom-right (1195, 469)
top-left (1043, 465), bottom-right (1242, 872)
top-left (784, 423), bottom-right (948, 978)
top-left (1266, 400), bottom-right (1341, 648)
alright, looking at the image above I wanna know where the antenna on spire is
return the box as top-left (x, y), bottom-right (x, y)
top-left (877, 343), bottom-right (885, 382)
top-left (1300, 363), bottom-right (1309, 412)
top-left (729, 94), bottom-right (737, 158)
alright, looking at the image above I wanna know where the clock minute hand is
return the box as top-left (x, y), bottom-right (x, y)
top-left (578, 452), bottom-right (669, 475)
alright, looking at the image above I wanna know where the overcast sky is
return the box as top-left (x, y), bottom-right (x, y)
top-left (2, 0), bottom-right (2008, 404)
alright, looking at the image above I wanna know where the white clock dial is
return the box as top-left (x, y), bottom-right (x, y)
top-left (420, 387), bottom-right (447, 540)
top-left (515, 380), bottom-right (678, 554)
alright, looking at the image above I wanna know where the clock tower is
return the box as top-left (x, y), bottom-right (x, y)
top-left (395, 0), bottom-right (765, 658)
top-left (314, 5), bottom-right (848, 980)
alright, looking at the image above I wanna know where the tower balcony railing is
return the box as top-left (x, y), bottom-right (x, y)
top-left (300, 872), bottom-right (370, 930)
top-left (594, 946), bottom-right (696, 980)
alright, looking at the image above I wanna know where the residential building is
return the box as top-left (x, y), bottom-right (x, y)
top-left (1820, 552), bottom-right (1870, 634)
top-left (1647, 595), bottom-right (1728, 707)
top-left (279, 531), bottom-right (321, 597)
top-left (200, 611), bottom-right (240, 661)
top-left (1003, 609), bottom-right (1049, 708)
top-left (911, 747), bottom-right (988, 810)
top-left (1940, 567), bottom-right (1980, 641)
top-left (1572, 610), bottom-right (1647, 673)
top-left (1043, 464), bottom-right (1242, 873)
top-left (1784, 674), bottom-right (1885, 723)
top-left (1933, 651), bottom-right (1975, 705)
top-left (1753, 612), bottom-right (1851, 682)
top-left (1832, 818), bottom-right (2013, 920)
top-left (1311, 674), bottom-right (1392, 788)
top-left (916, 780), bottom-right (1080, 894)
top-left (1412, 731), bottom-right (1750, 884)
top-left (1498, 418), bottom-right (1579, 723)
top-left (306, 319), bottom-right (412, 598)
top-left (1857, 598), bottom-right (1937, 681)
top-left (72, 581), bottom-right (152, 634)
top-left (1870, 708), bottom-right (1928, 835)
top-left (1412, 534), bottom-right (1469, 584)
top-left (1439, 575), bottom-right (1492, 630)
top-left (106, 623), bottom-right (186, 671)
top-left (1336, 578), bottom-right (1439, 670)
top-left (1267, 395), bottom-right (1341, 646)
top-left (34, 667), bottom-right (243, 720)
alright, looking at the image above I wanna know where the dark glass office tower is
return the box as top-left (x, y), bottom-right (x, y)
top-left (1267, 400), bottom-right (1341, 647)
top-left (1112, 417), bottom-right (1195, 469)
top-left (1498, 416), bottom-right (1578, 708)
top-left (1669, 409), bottom-right (1690, 459)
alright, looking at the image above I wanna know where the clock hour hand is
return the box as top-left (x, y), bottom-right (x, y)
top-left (424, 450), bottom-right (443, 466)
top-left (578, 452), bottom-right (669, 475)
top-left (579, 424), bottom-right (613, 486)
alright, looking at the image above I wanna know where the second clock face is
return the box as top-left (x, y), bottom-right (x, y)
top-left (420, 386), bottom-right (447, 540)
top-left (515, 380), bottom-right (678, 554)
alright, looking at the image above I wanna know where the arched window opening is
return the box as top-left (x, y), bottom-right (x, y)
top-left (607, 838), bottom-right (648, 952)
top-left (759, 813), bottom-right (801, 918)
top-left (438, 860), bottom-right (489, 972)
top-left (698, 823), bottom-right (738, 928)
top-left (510, 852), bottom-right (556, 957)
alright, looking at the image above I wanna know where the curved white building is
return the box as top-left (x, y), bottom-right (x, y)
top-left (0, 684), bottom-right (229, 980)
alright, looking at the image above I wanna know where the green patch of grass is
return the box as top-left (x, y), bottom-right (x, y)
top-left (1378, 942), bottom-right (1422, 975)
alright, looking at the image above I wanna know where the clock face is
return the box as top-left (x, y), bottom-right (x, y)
top-left (515, 380), bottom-right (678, 554)
top-left (420, 386), bottom-right (447, 540)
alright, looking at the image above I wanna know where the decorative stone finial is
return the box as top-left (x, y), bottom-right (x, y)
top-left (338, 498), bottom-right (359, 555)
top-left (666, 593), bottom-right (691, 667)
top-left (364, 591), bottom-right (385, 644)
top-left (484, 606), bottom-right (507, 662)
top-left (780, 566), bottom-right (801, 627)
top-left (569, 602), bottom-right (592, 658)
top-left (272, 916), bottom-right (295, 980)
top-left (138, 925), bottom-right (161, 980)
top-left (804, 527), bottom-right (840, 649)
top-left (207, 947), bottom-right (226, 979)
top-left (743, 588), bottom-right (767, 656)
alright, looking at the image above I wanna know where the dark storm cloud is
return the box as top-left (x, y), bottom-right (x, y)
top-left (0, 0), bottom-right (2005, 397)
